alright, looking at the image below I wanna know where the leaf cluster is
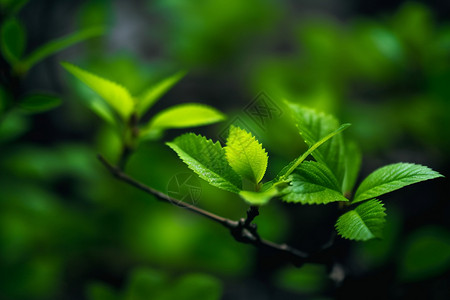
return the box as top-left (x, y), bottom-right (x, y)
top-left (0, 1), bottom-right (103, 115)
top-left (168, 103), bottom-right (443, 241)
top-left (61, 63), bottom-right (225, 151)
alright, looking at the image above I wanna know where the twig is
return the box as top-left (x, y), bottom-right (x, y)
top-left (97, 154), bottom-right (333, 267)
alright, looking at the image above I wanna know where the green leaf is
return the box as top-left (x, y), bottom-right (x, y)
top-left (0, 0), bottom-right (29, 15)
top-left (239, 188), bottom-right (278, 206)
top-left (167, 133), bottom-right (242, 193)
top-left (61, 62), bottom-right (134, 120)
top-left (142, 103), bottom-right (225, 139)
top-left (225, 125), bottom-right (268, 184)
top-left (170, 273), bottom-right (222, 300)
top-left (335, 199), bottom-right (386, 241)
top-left (1, 17), bottom-right (26, 65)
top-left (18, 27), bottom-right (104, 73)
top-left (276, 123), bottom-right (351, 181)
top-left (286, 103), bottom-right (347, 189)
top-left (399, 226), bottom-right (450, 282)
top-left (281, 161), bottom-right (348, 205)
top-left (353, 163), bottom-right (443, 203)
top-left (342, 140), bottom-right (362, 195)
top-left (19, 94), bottom-right (61, 113)
top-left (136, 70), bottom-right (186, 116)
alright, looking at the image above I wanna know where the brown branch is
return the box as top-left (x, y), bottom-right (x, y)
top-left (97, 154), bottom-right (333, 267)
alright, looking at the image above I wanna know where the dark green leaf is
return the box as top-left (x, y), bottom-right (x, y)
top-left (342, 140), bottom-right (362, 195)
top-left (281, 161), bottom-right (348, 205)
top-left (19, 27), bottom-right (104, 73)
top-left (286, 103), bottom-right (347, 190)
top-left (353, 163), bottom-right (443, 203)
top-left (1, 17), bottom-right (26, 65)
top-left (335, 199), bottom-right (386, 241)
top-left (19, 94), bottom-right (61, 113)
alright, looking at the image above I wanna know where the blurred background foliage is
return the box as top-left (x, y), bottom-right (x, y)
top-left (0, 0), bottom-right (449, 299)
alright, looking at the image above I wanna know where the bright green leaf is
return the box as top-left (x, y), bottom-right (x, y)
top-left (353, 163), bottom-right (443, 203)
top-left (286, 103), bottom-right (347, 189)
top-left (335, 199), bottom-right (386, 241)
top-left (167, 133), bottom-right (242, 193)
top-left (239, 188), bottom-right (278, 206)
top-left (1, 17), bottom-right (26, 65)
top-left (19, 94), bottom-right (61, 113)
top-left (342, 140), bottom-right (362, 195)
top-left (61, 62), bottom-right (134, 120)
top-left (281, 161), bottom-right (348, 205)
top-left (18, 27), bottom-right (104, 73)
top-left (225, 125), bottom-right (268, 184)
top-left (136, 70), bottom-right (186, 116)
top-left (142, 103), bottom-right (225, 139)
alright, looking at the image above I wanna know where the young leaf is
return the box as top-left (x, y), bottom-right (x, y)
top-left (286, 103), bottom-right (347, 189)
top-left (61, 62), bottom-right (134, 120)
top-left (19, 27), bottom-right (104, 73)
top-left (342, 140), bottom-right (362, 195)
top-left (136, 71), bottom-right (186, 116)
top-left (225, 126), bottom-right (268, 184)
top-left (353, 163), bottom-right (443, 203)
top-left (281, 161), bottom-right (348, 205)
top-left (335, 199), bottom-right (386, 241)
top-left (167, 133), bottom-right (242, 193)
top-left (19, 94), bottom-right (61, 113)
top-left (1, 17), bottom-right (26, 65)
top-left (142, 103), bottom-right (225, 139)
top-left (276, 123), bottom-right (351, 181)
top-left (239, 188), bottom-right (279, 206)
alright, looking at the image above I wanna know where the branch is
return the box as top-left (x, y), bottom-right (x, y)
top-left (97, 154), bottom-right (334, 267)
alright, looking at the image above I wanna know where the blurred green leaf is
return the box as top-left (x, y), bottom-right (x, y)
top-left (225, 125), bottom-right (268, 184)
top-left (353, 163), bottom-right (443, 203)
top-left (239, 188), bottom-right (278, 206)
top-left (167, 133), bottom-right (242, 193)
top-left (0, 17), bottom-right (26, 65)
top-left (86, 283), bottom-right (118, 300)
top-left (336, 199), bottom-right (386, 241)
top-left (18, 27), bottom-right (104, 73)
top-left (274, 264), bottom-right (328, 294)
top-left (19, 94), bottom-right (61, 113)
top-left (136, 70), bottom-right (186, 116)
top-left (62, 62), bottom-right (134, 120)
top-left (0, 85), bottom-right (10, 114)
top-left (0, 112), bottom-right (29, 142)
top-left (124, 268), bottom-right (169, 300)
top-left (169, 273), bottom-right (222, 300)
top-left (342, 140), bottom-right (361, 195)
top-left (142, 103), bottom-right (225, 139)
top-left (399, 226), bottom-right (450, 282)
top-left (0, 0), bottom-right (28, 15)
top-left (281, 161), bottom-right (348, 205)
